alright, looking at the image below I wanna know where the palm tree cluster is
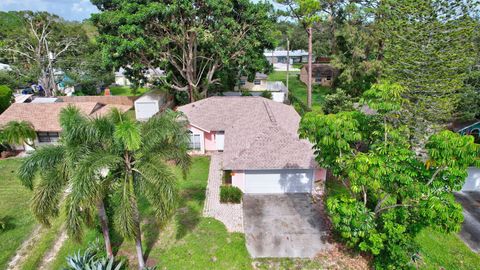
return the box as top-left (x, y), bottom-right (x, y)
top-left (18, 106), bottom-right (191, 269)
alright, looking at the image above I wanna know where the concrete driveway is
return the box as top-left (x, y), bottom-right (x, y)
top-left (455, 191), bottom-right (480, 252)
top-left (243, 194), bottom-right (331, 258)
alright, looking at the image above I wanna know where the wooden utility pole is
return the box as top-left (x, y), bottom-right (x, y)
top-left (286, 38), bottom-right (290, 100)
top-left (307, 26), bottom-right (313, 108)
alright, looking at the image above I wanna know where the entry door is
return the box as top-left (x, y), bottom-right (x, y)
top-left (215, 131), bottom-right (225, 151)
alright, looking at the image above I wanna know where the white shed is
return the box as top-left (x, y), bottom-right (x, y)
top-left (134, 90), bottom-right (166, 121)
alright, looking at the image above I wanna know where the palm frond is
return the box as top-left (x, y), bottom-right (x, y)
top-left (1, 120), bottom-right (36, 146)
top-left (113, 173), bottom-right (139, 239)
top-left (18, 145), bottom-right (65, 189)
top-left (114, 120), bottom-right (141, 151)
top-left (136, 159), bottom-right (178, 222)
top-left (64, 193), bottom-right (86, 242)
top-left (30, 167), bottom-right (67, 226)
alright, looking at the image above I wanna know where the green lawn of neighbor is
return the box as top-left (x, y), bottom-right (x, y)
top-left (109, 86), bottom-right (148, 96)
top-left (0, 158), bottom-right (36, 269)
top-left (268, 71), bottom-right (331, 112)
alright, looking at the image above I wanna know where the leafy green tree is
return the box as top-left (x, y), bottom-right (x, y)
top-left (0, 85), bottom-right (13, 113)
top-left (0, 12), bottom-right (85, 96)
top-left (379, 0), bottom-right (478, 127)
top-left (322, 88), bottom-right (353, 114)
top-left (1, 120), bottom-right (36, 149)
top-left (91, 0), bottom-right (275, 102)
top-left (300, 81), bottom-right (480, 268)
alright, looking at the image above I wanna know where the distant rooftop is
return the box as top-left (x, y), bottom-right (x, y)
top-left (264, 50), bottom-right (309, 57)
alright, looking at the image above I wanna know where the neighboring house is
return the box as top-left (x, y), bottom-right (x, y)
top-left (300, 59), bottom-right (337, 87)
top-left (264, 50), bottom-right (309, 64)
top-left (115, 67), bottom-right (165, 86)
top-left (178, 96), bottom-right (326, 194)
top-left (0, 101), bottom-right (132, 151)
top-left (59, 95), bottom-right (137, 107)
top-left (233, 73), bottom-right (287, 103)
top-left (238, 73), bottom-right (268, 91)
top-left (134, 90), bottom-right (172, 121)
top-left (0, 63), bottom-right (12, 71)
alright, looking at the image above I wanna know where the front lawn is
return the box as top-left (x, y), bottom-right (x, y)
top-left (267, 71), bottom-right (331, 112)
top-left (0, 158), bottom-right (36, 269)
top-left (109, 86), bottom-right (148, 96)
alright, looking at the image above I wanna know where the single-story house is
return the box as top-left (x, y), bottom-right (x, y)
top-left (238, 73), bottom-right (269, 91)
top-left (264, 50), bottom-right (310, 64)
top-left (115, 67), bottom-right (165, 86)
top-left (300, 59), bottom-right (338, 87)
top-left (178, 96), bottom-right (326, 194)
top-left (134, 90), bottom-right (172, 121)
top-left (0, 101), bottom-right (132, 151)
top-left (451, 120), bottom-right (480, 191)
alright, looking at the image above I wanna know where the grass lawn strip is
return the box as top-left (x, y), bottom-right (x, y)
top-left (0, 159), bottom-right (36, 270)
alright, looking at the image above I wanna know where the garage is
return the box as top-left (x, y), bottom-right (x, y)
top-left (244, 169), bottom-right (313, 194)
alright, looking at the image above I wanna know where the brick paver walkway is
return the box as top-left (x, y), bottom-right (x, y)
top-left (203, 152), bottom-right (244, 232)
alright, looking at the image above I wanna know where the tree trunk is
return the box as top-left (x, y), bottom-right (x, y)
top-left (307, 26), bottom-right (313, 109)
top-left (97, 199), bottom-right (113, 258)
top-left (134, 230), bottom-right (145, 269)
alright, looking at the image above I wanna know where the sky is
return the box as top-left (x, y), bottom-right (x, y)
top-left (0, 0), bottom-right (99, 21)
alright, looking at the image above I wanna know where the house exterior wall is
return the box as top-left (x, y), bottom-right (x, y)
top-left (231, 170), bottom-right (246, 192)
top-left (204, 131), bottom-right (217, 151)
top-left (300, 66), bottom-right (334, 87)
top-left (240, 79), bottom-right (267, 91)
top-left (115, 75), bottom-right (131, 86)
top-left (188, 125), bottom-right (206, 155)
top-left (315, 169), bottom-right (327, 181)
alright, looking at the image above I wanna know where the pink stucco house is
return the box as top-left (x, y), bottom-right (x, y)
top-left (178, 96), bottom-right (326, 194)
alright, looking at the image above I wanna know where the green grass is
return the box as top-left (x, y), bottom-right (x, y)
top-left (267, 71), bottom-right (332, 111)
top-left (109, 86), bottom-right (148, 96)
top-left (416, 228), bottom-right (480, 270)
top-left (0, 158), bottom-right (36, 269)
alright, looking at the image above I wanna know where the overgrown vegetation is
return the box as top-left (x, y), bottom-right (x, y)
top-left (300, 81), bottom-right (480, 268)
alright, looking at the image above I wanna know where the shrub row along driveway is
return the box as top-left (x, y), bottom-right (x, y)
top-left (455, 191), bottom-right (480, 252)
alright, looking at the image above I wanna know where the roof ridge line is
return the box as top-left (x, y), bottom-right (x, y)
top-left (262, 100), bottom-right (277, 125)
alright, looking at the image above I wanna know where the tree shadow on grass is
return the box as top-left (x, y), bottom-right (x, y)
top-left (0, 215), bottom-right (15, 232)
top-left (175, 186), bottom-right (205, 240)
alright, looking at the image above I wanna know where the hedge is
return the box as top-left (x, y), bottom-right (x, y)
top-left (220, 185), bottom-right (242, 203)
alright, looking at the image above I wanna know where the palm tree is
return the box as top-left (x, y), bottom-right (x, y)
top-left (18, 106), bottom-right (116, 258)
top-left (1, 120), bottom-right (37, 149)
top-left (78, 108), bottom-right (191, 269)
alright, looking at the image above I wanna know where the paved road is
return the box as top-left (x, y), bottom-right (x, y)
top-left (243, 194), bottom-right (331, 258)
top-left (454, 191), bottom-right (480, 252)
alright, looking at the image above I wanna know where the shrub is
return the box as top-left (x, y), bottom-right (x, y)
top-left (260, 90), bottom-right (272, 99)
top-left (220, 185), bottom-right (242, 203)
top-left (0, 85), bottom-right (13, 113)
top-left (241, 90), bottom-right (252, 96)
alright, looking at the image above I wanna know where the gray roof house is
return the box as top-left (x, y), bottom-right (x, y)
top-left (178, 96), bottom-right (325, 194)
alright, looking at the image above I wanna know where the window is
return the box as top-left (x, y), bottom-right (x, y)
top-left (239, 80), bottom-right (246, 86)
top-left (254, 80), bottom-right (261, 85)
top-left (188, 131), bottom-right (201, 150)
top-left (326, 76), bottom-right (332, 81)
top-left (37, 132), bottom-right (59, 143)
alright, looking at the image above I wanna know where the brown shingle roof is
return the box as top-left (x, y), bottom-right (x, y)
top-left (0, 102), bottom-right (131, 132)
top-left (59, 96), bottom-right (137, 106)
top-left (178, 96), bottom-right (317, 170)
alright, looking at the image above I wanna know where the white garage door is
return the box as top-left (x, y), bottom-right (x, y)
top-left (462, 167), bottom-right (480, 191)
top-left (135, 101), bottom-right (159, 120)
top-left (245, 169), bottom-right (313, 194)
